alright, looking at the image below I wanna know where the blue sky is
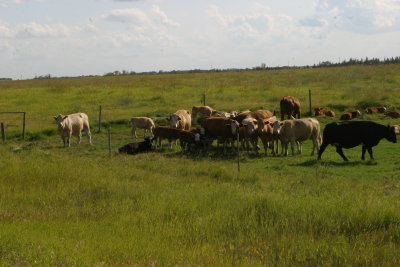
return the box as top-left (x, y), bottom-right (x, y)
top-left (1, 0), bottom-right (400, 79)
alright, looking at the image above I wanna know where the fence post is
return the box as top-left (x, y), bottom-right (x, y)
top-left (108, 127), bottom-right (111, 156)
top-left (1, 122), bottom-right (5, 143)
top-left (22, 112), bottom-right (26, 140)
top-left (237, 131), bottom-right (240, 177)
top-left (308, 90), bottom-right (312, 116)
top-left (98, 105), bottom-right (102, 133)
top-left (203, 93), bottom-right (206, 106)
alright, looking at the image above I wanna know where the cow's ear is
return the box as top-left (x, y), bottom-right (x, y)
top-left (53, 116), bottom-right (57, 120)
top-left (264, 121), bottom-right (270, 125)
top-left (177, 117), bottom-right (182, 121)
top-left (280, 122), bottom-right (284, 126)
top-left (166, 117), bottom-right (170, 121)
top-left (63, 116), bottom-right (68, 120)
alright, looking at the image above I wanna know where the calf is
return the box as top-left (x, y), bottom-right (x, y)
top-left (340, 110), bottom-right (361, 120)
top-left (191, 106), bottom-right (218, 122)
top-left (365, 107), bottom-right (387, 114)
top-left (54, 113), bottom-right (92, 147)
top-left (314, 108), bottom-right (335, 117)
top-left (258, 120), bottom-right (280, 156)
top-left (118, 138), bottom-right (153, 155)
top-left (153, 126), bottom-right (182, 148)
top-left (179, 130), bottom-right (201, 152)
top-left (130, 117), bottom-right (155, 138)
top-left (278, 118), bottom-right (321, 156)
top-left (385, 110), bottom-right (400, 118)
top-left (318, 121), bottom-right (397, 161)
top-left (201, 117), bottom-right (239, 154)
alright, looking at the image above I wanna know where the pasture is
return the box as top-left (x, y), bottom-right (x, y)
top-left (1, 65), bottom-right (400, 266)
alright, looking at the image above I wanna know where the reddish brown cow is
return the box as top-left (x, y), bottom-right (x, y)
top-left (201, 117), bottom-right (239, 154)
top-left (340, 110), bottom-right (361, 120)
top-left (153, 126), bottom-right (182, 148)
top-left (365, 107), bottom-right (387, 114)
top-left (340, 112), bottom-right (352, 120)
top-left (385, 110), bottom-right (400, 118)
top-left (280, 96), bottom-right (301, 120)
top-left (314, 107), bottom-right (335, 117)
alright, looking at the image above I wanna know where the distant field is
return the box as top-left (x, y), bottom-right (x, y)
top-left (1, 65), bottom-right (400, 266)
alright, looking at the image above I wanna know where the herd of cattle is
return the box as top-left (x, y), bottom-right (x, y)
top-left (54, 96), bottom-right (399, 161)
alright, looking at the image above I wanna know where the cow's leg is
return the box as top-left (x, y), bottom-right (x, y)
top-left (85, 128), bottom-right (92, 145)
top-left (335, 145), bottom-right (348, 161)
top-left (143, 129), bottom-right (147, 138)
top-left (290, 140), bottom-right (296, 156)
top-left (131, 126), bottom-right (137, 138)
top-left (311, 139), bottom-right (318, 156)
top-left (367, 147), bottom-right (374, 160)
top-left (62, 136), bottom-right (67, 147)
top-left (297, 141), bottom-right (302, 154)
top-left (362, 145), bottom-right (367, 160)
top-left (318, 142), bottom-right (329, 160)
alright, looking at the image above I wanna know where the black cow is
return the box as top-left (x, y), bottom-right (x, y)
top-left (119, 137), bottom-right (153, 155)
top-left (318, 121), bottom-right (397, 161)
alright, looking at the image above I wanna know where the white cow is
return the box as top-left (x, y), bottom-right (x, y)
top-left (278, 118), bottom-right (321, 156)
top-left (167, 110), bottom-right (191, 130)
top-left (130, 117), bottom-right (155, 138)
top-left (54, 113), bottom-right (92, 147)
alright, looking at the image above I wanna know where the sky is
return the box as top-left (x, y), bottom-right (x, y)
top-left (0, 0), bottom-right (400, 80)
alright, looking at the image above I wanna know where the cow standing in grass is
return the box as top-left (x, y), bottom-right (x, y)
top-left (54, 113), bottom-right (92, 147)
top-left (318, 121), bottom-right (397, 161)
top-left (280, 96), bottom-right (301, 120)
top-left (130, 117), bottom-right (155, 138)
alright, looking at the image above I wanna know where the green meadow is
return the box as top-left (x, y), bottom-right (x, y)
top-left (1, 65), bottom-right (400, 266)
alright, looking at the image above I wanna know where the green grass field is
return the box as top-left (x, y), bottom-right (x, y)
top-left (1, 65), bottom-right (400, 266)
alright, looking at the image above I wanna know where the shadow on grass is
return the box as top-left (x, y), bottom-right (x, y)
top-left (292, 159), bottom-right (377, 167)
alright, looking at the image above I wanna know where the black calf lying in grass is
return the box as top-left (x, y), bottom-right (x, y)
top-left (119, 137), bottom-right (153, 155)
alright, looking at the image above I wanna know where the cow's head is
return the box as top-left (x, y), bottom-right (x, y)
top-left (167, 114), bottom-right (181, 128)
top-left (242, 118), bottom-right (258, 135)
top-left (226, 120), bottom-right (239, 135)
top-left (53, 114), bottom-right (68, 125)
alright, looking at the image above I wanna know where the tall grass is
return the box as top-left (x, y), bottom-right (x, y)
top-left (1, 65), bottom-right (400, 265)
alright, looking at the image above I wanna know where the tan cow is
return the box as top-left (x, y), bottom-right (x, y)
top-left (130, 117), bottom-right (155, 138)
top-left (278, 118), bottom-right (321, 156)
top-left (191, 106), bottom-right (218, 122)
top-left (257, 117), bottom-right (280, 156)
top-left (54, 113), bottom-right (92, 147)
top-left (167, 110), bottom-right (191, 130)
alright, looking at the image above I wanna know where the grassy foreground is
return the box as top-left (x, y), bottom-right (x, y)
top-left (1, 65), bottom-right (400, 265)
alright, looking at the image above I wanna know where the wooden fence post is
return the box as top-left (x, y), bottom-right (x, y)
top-left (22, 112), bottom-right (26, 139)
top-left (203, 94), bottom-right (206, 106)
top-left (98, 105), bottom-right (102, 133)
top-left (309, 90), bottom-right (312, 116)
top-left (108, 127), bottom-right (111, 156)
top-left (1, 122), bottom-right (5, 143)
top-left (237, 131), bottom-right (240, 177)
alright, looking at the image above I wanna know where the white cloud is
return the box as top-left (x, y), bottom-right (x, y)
top-left (152, 5), bottom-right (180, 27)
top-left (313, 0), bottom-right (400, 33)
top-left (16, 22), bottom-right (73, 38)
top-left (102, 8), bottom-right (151, 25)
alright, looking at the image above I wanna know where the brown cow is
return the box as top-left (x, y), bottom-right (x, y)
top-left (201, 117), bottom-right (240, 154)
top-left (280, 96), bottom-right (301, 120)
top-left (258, 119), bottom-right (280, 156)
top-left (385, 110), bottom-right (400, 118)
top-left (340, 110), bottom-right (361, 120)
top-left (314, 107), bottom-right (335, 117)
top-left (153, 126), bottom-right (182, 148)
top-left (365, 107), bottom-right (387, 114)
